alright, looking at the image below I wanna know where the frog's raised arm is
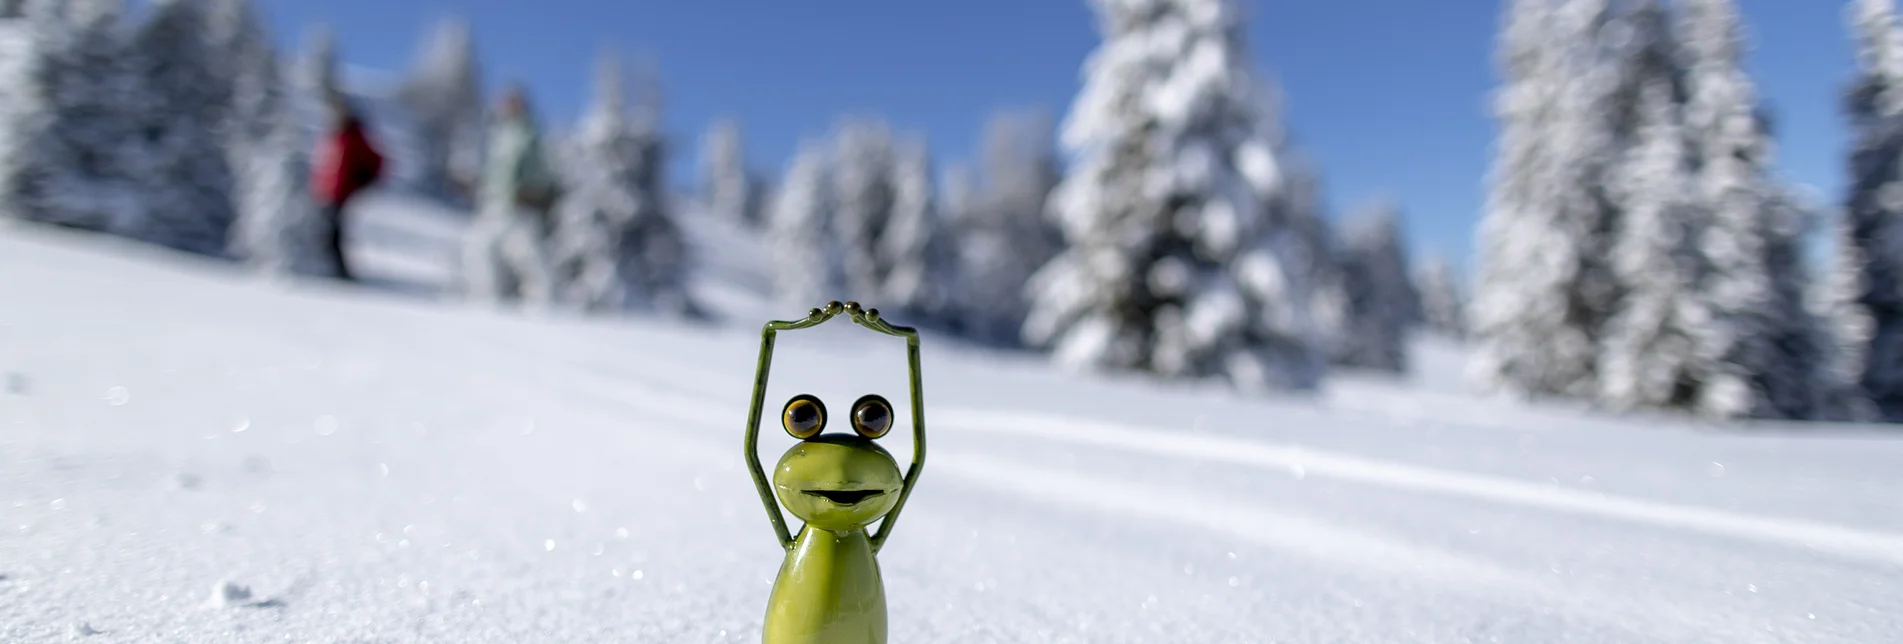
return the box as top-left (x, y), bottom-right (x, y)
top-left (744, 302), bottom-right (847, 551)
top-left (842, 303), bottom-right (926, 555)
top-left (743, 301), bottom-right (928, 553)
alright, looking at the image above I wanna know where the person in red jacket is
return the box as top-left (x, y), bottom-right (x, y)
top-left (311, 91), bottom-right (385, 281)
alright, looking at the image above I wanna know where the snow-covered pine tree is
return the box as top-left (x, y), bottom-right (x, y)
top-left (128, 0), bottom-right (240, 257)
top-left (397, 17), bottom-right (483, 206)
top-left (1330, 201), bottom-right (1419, 373)
top-left (221, 11), bottom-right (331, 277)
top-left (768, 140), bottom-right (843, 308)
top-left (1469, 0), bottom-right (1623, 400)
top-left (298, 23), bottom-right (338, 99)
top-left (1591, 0), bottom-right (1685, 308)
top-left (1596, 78), bottom-right (1709, 412)
top-left (1415, 255), bottom-right (1468, 340)
top-left (700, 118), bottom-right (761, 227)
top-left (1769, 185), bottom-right (1867, 421)
top-left (1472, 0), bottom-right (1564, 395)
top-left (289, 23), bottom-right (338, 154)
top-left (954, 109), bottom-right (1065, 347)
top-left (208, 0), bottom-right (324, 275)
top-left (1273, 153), bottom-right (1348, 361)
top-left (830, 117), bottom-right (900, 302)
top-left (549, 55), bottom-right (636, 311)
top-left (878, 136), bottom-right (960, 326)
top-left (206, 0), bottom-right (263, 129)
top-left (816, 117), bottom-right (959, 316)
top-left (978, 110), bottom-right (1064, 244)
top-left (0, 0), bottom-right (148, 236)
top-left (550, 54), bottom-right (698, 317)
top-left (1849, 0), bottom-right (1903, 124)
top-left (1830, 0), bottom-right (1903, 421)
top-left (615, 74), bottom-right (698, 318)
top-left (1678, 0), bottom-right (1826, 420)
top-left (1023, 0), bottom-right (1326, 391)
top-left (941, 162), bottom-right (975, 229)
top-left (229, 91), bottom-right (332, 277)
top-left (1605, 0), bottom-right (1686, 146)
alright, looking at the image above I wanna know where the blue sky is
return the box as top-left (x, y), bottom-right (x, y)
top-left (257, 0), bottom-right (1859, 271)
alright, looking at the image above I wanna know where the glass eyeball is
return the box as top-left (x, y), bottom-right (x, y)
top-left (851, 394), bottom-right (893, 439)
top-left (782, 394), bottom-right (826, 440)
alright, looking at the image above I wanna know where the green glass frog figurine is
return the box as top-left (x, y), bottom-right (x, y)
top-left (743, 301), bottom-right (926, 644)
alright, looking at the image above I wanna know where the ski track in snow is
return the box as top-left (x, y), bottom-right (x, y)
top-left (936, 408), bottom-right (1903, 568)
top-left (572, 363), bottom-right (1903, 571)
top-left (569, 369), bottom-right (1896, 643)
top-left (925, 449), bottom-right (1777, 643)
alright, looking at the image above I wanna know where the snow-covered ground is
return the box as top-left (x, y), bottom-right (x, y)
top-left (3, 204), bottom-right (1903, 643)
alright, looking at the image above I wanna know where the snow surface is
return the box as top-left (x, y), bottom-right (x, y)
top-left (4, 204), bottom-right (1903, 642)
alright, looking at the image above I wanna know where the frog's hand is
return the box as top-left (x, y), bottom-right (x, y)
top-left (844, 304), bottom-right (926, 555)
top-left (745, 302), bottom-right (847, 551)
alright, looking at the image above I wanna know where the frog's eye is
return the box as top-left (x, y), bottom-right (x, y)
top-left (850, 394), bottom-right (893, 439)
top-left (782, 394), bottom-right (826, 440)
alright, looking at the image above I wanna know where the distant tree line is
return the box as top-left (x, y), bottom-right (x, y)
top-left (1470, 0), bottom-right (1903, 423)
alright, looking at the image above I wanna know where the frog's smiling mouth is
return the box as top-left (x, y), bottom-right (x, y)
top-left (803, 488), bottom-right (886, 505)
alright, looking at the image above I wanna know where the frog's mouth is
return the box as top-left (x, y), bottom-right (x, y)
top-left (804, 488), bottom-right (886, 505)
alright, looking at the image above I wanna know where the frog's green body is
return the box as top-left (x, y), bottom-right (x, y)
top-left (764, 527), bottom-right (885, 643)
top-left (743, 302), bottom-right (926, 644)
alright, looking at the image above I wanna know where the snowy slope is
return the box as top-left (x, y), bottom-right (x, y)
top-left (670, 196), bottom-right (778, 323)
top-left (340, 189), bottom-right (468, 293)
top-left (339, 188), bottom-right (776, 324)
top-left (4, 212), bottom-right (1903, 643)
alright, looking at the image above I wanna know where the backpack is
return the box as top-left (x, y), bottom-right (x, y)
top-left (513, 130), bottom-right (562, 214)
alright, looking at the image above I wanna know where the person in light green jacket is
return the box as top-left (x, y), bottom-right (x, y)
top-left (462, 84), bottom-right (560, 308)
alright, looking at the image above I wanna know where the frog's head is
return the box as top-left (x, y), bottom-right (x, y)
top-left (771, 393), bottom-right (904, 531)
